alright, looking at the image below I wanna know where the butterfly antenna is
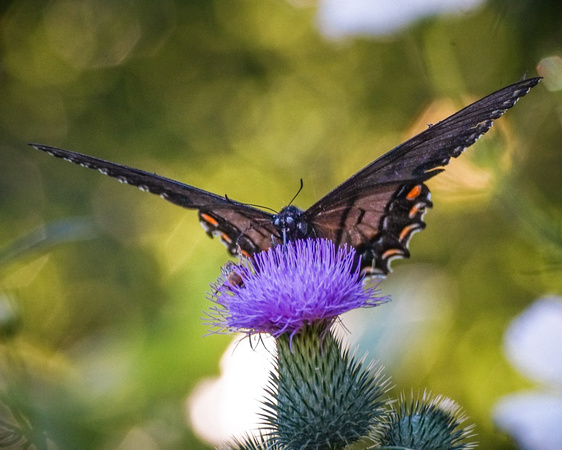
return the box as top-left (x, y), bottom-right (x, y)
top-left (227, 178), bottom-right (303, 212)
top-left (246, 203), bottom-right (277, 213)
top-left (224, 194), bottom-right (276, 213)
top-left (288, 179), bottom-right (304, 207)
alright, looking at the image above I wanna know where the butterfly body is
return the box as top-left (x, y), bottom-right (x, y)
top-left (272, 206), bottom-right (310, 244)
top-left (30, 77), bottom-right (540, 275)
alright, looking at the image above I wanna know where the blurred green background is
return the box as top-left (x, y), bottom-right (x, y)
top-left (0, 0), bottom-right (561, 448)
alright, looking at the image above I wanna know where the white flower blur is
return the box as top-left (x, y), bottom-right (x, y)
top-left (493, 297), bottom-right (562, 449)
top-left (317, 0), bottom-right (484, 38)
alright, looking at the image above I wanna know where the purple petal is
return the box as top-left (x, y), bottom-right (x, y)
top-left (206, 239), bottom-right (387, 337)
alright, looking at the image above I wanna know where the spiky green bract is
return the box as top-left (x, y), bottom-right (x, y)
top-left (376, 392), bottom-right (476, 450)
top-left (262, 324), bottom-right (391, 449)
top-left (225, 432), bottom-right (281, 450)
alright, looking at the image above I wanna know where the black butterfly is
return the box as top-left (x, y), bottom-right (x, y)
top-left (30, 77), bottom-right (540, 275)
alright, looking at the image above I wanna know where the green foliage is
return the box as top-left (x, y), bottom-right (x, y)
top-left (0, 0), bottom-right (559, 448)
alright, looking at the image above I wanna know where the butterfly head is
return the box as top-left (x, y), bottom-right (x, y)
top-left (273, 206), bottom-right (309, 245)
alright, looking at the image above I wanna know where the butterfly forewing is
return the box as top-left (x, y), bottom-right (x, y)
top-left (30, 144), bottom-right (276, 256)
top-left (303, 77), bottom-right (541, 273)
top-left (308, 78), bottom-right (540, 202)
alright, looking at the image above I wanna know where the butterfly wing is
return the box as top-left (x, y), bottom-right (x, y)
top-left (302, 77), bottom-right (541, 274)
top-left (29, 144), bottom-right (277, 256)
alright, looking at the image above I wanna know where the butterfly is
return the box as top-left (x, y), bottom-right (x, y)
top-left (30, 77), bottom-right (540, 275)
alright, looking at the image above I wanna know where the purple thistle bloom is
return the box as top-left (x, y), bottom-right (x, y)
top-left (207, 239), bottom-right (387, 339)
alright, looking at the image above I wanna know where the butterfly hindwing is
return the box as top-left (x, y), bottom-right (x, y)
top-left (302, 178), bottom-right (432, 274)
top-left (360, 181), bottom-right (432, 274)
top-left (197, 209), bottom-right (277, 257)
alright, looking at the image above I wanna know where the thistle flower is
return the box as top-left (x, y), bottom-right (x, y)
top-left (205, 239), bottom-right (476, 449)
top-left (206, 238), bottom-right (387, 339)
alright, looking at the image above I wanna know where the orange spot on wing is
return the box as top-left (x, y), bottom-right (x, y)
top-left (201, 213), bottom-right (219, 227)
top-left (409, 204), bottom-right (422, 218)
top-left (382, 248), bottom-right (403, 260)
top-left (399, 224), bottom-right (418, 242)
top-left (220, 233), bottom-right (232, 244)
top-left (240, 249), bottom-right (251, 258)
top-left (406, 185), bottom-right (422, 200)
